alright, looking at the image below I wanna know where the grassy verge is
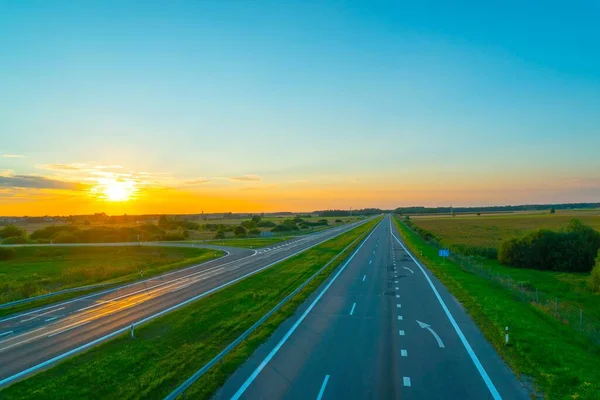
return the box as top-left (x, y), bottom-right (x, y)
top-left (0, 247), bottom-right (223, 317)
top-left (393, 216), bottom-right (599, 400)
top-left (2, 218), bottom-right (380, 399)
top-left (203, 237), bottom-right (289, 248)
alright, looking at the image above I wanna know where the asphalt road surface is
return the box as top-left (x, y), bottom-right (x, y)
top-left (215, 216), bottom-right (531, 400)
top-left (0, 219), bottom-right (369, 387)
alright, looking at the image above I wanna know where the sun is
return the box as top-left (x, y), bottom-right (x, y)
top-left (92, 178), bottom-right (136, 202)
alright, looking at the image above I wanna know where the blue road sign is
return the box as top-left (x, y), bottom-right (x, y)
top-left (439, 249), bottom-right (450, 257)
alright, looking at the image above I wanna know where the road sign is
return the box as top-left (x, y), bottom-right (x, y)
top-left (438, 249), bottom-right (450, 257)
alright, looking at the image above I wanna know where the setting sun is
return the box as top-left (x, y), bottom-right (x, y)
top-left (92, 178), bottom-right (136, 202)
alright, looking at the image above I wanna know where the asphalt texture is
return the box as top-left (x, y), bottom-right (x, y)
top-left (214, 216), bottom-right (531, 400)
top-left (0, 220), bottom-right (368, 386)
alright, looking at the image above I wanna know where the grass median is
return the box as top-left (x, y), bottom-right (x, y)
top-left (2, 218), bottom-right (380, 400)
top-left (0, 246), bottom-right (223, 317)
top-left (393, 216), bottom-right (599, 400)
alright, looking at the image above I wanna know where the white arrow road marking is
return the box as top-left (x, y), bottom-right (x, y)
top-left (403, 267), bottom-right (414, 274)
top-left (417, 320), bottom-right (445, 348)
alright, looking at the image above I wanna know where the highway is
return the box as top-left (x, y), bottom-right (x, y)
top-left (215, 216), bottom-right (530, 400)
top-left (0, 219), bottom-right (369, 387)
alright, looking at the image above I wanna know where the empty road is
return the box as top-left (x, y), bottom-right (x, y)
top-left (215, 216), bottom-right (530, 399)
top-left (0, 219), bottom-right (369, 387)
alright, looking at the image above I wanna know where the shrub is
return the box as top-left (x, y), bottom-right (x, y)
top-left (234, 226), bottom-right (247, 237)
top-left (214, 230), bottom-right (225, 239)
top-left (53, 231), bottom-right (80, 244)
top-left (2, 236), bottom-right (30, 244)
top-left (163, 232), bottom-right (186, 241)
top-left (590, 251), bottom-right (600, 292)
top-left (257, 221), bottom-right (276, 228)
top-left (335, 219), bottom-right (342, 223)
top-left (498, 220), bottom-right (600, 272)
top-left (241, 220), bottom-right (257, 229)
top-left (449, 244), bottom-right (497, 260)
top-left (0, 247), bottom-right (16, 261)
top-left (0, 225), bottom-right (25, 239)
top-left (248, 228), bottom-right (261, 236)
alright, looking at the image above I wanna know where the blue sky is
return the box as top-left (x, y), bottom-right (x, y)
top-left (1, 1), bottom-right (599, 213)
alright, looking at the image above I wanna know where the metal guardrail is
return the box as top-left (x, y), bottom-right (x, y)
top-left (0, 282), bottom-right (112, 309)
top-left (399, 219), bottom-right (600, 345)
top-left (164, 222), bottom-right (374, 399)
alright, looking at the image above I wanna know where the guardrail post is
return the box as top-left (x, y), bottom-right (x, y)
top-left (130, 324), bottom-right (135, 338)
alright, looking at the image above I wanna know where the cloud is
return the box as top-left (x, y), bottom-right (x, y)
top-left (37, 163), bottom-right (86, 171)
top-left (0, 175), bottom-right (86, 190)
top-left (1, 154), bottom-right (24, 158)
top-left (239, 184), bottom-right (278, 192)
top-left (229, 175), bottom-right (261, 182)
top-left (184, 178), bottom-right (210, 185)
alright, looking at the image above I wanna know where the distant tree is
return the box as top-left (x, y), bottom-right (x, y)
top-left (248, 228), bottom-right (261, 236)
top-left (590, 250), bottom-right (600, 292)
top-left (404, 215), bottom-right (410, 222)
top-left (83, 219), bottom-right (91, 226)
top-left (550, 208), bottom-right (556, 214)
top-left (251, 215), bottom-right (261, 223)
top-left (158, 215), bottom-right (170, 228)
top-left (214, 230), bottom-right (225, 239)
top-left (234, 226), bottom-right (247, 237)
top-left (0, 225), bottom-right (25, 239)
top-left (241, 220), bottom-right (257, 229)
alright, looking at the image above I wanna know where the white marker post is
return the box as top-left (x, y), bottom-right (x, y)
top-left (505, 326), bottom-right (509, 345)
top-left (131, 324), bottom-right (135, 338)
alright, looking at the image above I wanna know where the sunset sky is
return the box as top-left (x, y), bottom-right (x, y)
top-left (1, 1), bottom-right (599, 216)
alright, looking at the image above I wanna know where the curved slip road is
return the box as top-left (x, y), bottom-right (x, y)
top-left (215, 216), bottom-right (531, 400)
top-left (0, 220), bottom-right (369, 387)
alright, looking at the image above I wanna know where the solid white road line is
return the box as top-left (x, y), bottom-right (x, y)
top-left (0, 331), bottom-right (13, 337)
top-left (229, 220), bottom-right (380, 400)
top-left (401, 349), bottom-right (407, 357)
top-left (47, 321), bottom-right (91, 338)
top-left (403, 377), bottom-right (411, 387)
top-left (399, 330), bottom-right (405, 336)
top-left (349, 303), bottom-right (356, 316)
top-left (391, 220), bottom-right (502, 400)
top-left (316, 375), bottom-right (330, 400)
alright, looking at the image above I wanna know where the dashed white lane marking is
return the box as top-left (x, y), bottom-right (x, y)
top-left (396, 304), bottom-right (401, 308)
top-left (399, 330), bottom-right (405, 336)
top-left (369, 260), bottom-right (372, 265)
top-left (401, 349), bottom-right (407, 357)
top-left (0, 331), bottom-right (13, 338)
top-left (362, 275), bottom-right (366, 282)
top-left (19, 307), bottom-right (65, 324)
top-left (316, 375), bottom-right (330, 400)
top-left (349, 302), bottom-right (356, 315)
top-left (403, 377), bottom-right (411, 387)
top-left (395, 286), bottom-right (399, 290)
top-left (397, 316), bottom-right (403, 320)
top-left (395, 295), bottom-right (400, 298)
top-left (45, 317), bottom-right (58, 322)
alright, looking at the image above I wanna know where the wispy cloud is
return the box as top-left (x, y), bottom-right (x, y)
top-left (184, 178), bottom-right (210, 185)
top-left (229, 175), bottom-right (261, 182)
top-left (1, 154), bottom-right (24, 158)
top-left (37, 163), bottom-right (87, 171)
top-left (0, 175), bottom-right (86, 190)
top-left (239, 184), bottom-right (278, 192)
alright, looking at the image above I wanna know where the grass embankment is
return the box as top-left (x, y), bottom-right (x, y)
top-left (393, 217), bottom-right (599, 400)
top-left (411, 213), bottom-right (600, 317)
top-left (0, 247), bottom-right (222, 313)
top-left (2, 218), bottom-right (380, 400)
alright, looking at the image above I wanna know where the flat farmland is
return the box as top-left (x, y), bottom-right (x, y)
top-left (412, 209), bottom-right (600, 248)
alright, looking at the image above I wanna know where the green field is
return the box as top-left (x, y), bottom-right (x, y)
top-left (410, 211), bottom-right (600, 317)
top-left (412, 209), bottom-right (600, 248)
top-left (1, 218), bottom-right (379, 400)
top-left (0, 246), bottom-right (222, 305)
top-left (394, 217), bottom-right (599, 400)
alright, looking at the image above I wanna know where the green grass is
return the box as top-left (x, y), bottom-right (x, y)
top-left (203, 237), bottom-right (288, 248)
top-left (394, 216), bottom-right (600, 400)
top-left (1, 218), bottom-right (380, 400)
top-left (0, 246), bottom-right (222, 305)
top-left (410, 211), bottom-right (600, 318)
top-left (412, 209), bottom-right (600, 248)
